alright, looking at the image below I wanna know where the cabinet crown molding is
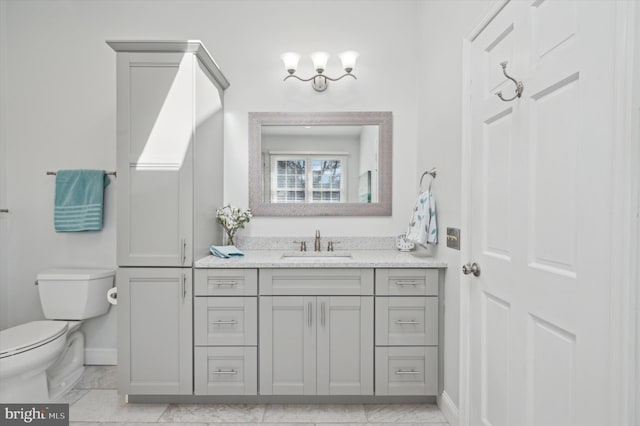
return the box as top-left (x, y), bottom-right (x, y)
top-left (106, 40), bottom-right (230, 90)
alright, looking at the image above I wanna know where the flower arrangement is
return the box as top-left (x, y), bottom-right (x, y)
top-left (216, 204), bottom-right (252, 246)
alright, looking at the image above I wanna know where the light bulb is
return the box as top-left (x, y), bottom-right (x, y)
top-left (311, 51), bottom-right (330, 73)
top-left (280, 52), bottom-right (300, 74)
top-left (339, 51), bottom-right (359, 73)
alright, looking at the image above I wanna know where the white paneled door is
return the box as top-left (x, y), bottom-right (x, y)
top-left (468, 1), bottom-right (617, 425)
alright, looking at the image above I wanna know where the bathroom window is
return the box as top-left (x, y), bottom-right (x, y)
top-left (270, 154), bottom-right (346, 203)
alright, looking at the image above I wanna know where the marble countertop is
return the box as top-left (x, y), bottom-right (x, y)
top-left (194, 250), bottom-right (447, 269)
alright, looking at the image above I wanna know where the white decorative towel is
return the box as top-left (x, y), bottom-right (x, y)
top-left (405, 190), bottom-right (438, 247)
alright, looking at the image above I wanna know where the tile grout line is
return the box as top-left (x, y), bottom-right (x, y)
top-left (154, 402), bottom-right (171, 423)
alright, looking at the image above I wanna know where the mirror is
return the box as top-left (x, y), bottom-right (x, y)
top-left (249, 112), bottom-right (392, 216)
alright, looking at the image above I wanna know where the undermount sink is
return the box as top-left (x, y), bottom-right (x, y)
top-left (280, 252), bottom-right (353, 260)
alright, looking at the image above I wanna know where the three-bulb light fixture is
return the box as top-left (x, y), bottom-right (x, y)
top-left (280, 51), bottom-right (359, 92)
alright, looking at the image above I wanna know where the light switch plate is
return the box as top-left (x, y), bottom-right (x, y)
top-left (446, 227), bottom-right (460, 250)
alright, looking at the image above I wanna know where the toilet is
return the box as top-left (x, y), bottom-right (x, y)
top-left (0, 268), bottom-right (115, 403)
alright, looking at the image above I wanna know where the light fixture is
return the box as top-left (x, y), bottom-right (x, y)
top-left (281, 50), bottom-right (359, 92)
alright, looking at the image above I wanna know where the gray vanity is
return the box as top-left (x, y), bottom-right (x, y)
top-left (119, 249), bottom-right (446, 403)
top-left (110, 40), bottom-right (445, 404)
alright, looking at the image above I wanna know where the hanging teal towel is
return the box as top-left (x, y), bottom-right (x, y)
top-left (210, 245), bottom-right (245, 259)
top-left (54, 170), bottom-right (110, 232)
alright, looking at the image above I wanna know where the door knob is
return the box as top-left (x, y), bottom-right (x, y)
top-left (462, 262), bottom-right (481, 277)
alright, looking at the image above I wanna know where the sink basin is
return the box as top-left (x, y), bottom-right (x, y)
top-left (280, 252), bottom-right (353, 261)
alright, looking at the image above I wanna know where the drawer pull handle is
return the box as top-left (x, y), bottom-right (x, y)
top-left (213, 280), bottom-right (238, 287)
top-left (211, 369), bottom-right (238, 375)
top-left (395, 369), bottom-right (422, 375)
top-left (395, 280), bottom-right (422, 286)
top-left (395, 320), bottom-right (421, 325)
top-left (210, 320), bottom-right (238, 325)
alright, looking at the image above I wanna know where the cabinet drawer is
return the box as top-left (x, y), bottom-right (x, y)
top-left (375, 297), bottom-right (438, 346)
top-left (194, 269), bottom-right (257, 296)
top-left (260, 268), bottom-right (373, 295)
top-left (375, 269), bottom-right (438, 296)
top-left (194, 347), bottom-right (257, 395)
top-left (375, 346), bottom-right (437, 396)
top-left (194, 297), bottom-right (257, 346)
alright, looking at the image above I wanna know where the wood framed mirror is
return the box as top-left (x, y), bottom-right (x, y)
top-left (248, 111), bottom-right (392, 216)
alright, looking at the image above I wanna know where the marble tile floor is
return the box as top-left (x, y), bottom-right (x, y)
top-left (68, 366), bottom-right (449, 426)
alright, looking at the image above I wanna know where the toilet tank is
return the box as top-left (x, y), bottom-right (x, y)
top-left (37, 268), bottom-right (115, 320)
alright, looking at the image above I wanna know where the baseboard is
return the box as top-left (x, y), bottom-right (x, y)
top-left (85, 348), bottom-right (117, 365)
top-left (438, 391), bottom-right (459, 426)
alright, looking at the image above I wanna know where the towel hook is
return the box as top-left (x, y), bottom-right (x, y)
top-left (496, 61), bottom-right (524, 102)
top-left (419, 167), bottom-right (437, 193)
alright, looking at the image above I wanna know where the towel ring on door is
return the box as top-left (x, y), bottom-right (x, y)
top-left (419, 167), bottom-right (437, 193)
top-left (496, 61), bottom-right (524, 102)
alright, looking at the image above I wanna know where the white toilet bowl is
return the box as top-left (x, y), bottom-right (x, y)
top-left (0, 321), bottom-right (68, 402)
top-left (0, 268), bottom-right (114, 403)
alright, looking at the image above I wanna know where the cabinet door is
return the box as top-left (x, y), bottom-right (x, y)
top-left (117, 268), bottom-right (192, 395)
top-left (317, 296), bottom-right (373, 395)
top-left (259, 296), bottom-right (316, 395)
top-left (116, 52), bottom-right (193, 267)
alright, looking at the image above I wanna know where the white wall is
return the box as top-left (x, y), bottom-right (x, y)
top-left (1, 0), bottom-right (420, 361)
top-left (223, 0), bottom-right (420, 237)
top-left (416, 0), bottom-right (492, 413)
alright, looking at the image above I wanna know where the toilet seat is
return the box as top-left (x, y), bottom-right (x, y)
top-left (0, 321), bottom-right (68, 359)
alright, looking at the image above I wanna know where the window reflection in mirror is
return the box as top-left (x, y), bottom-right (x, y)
top-left (261, 125), bottom-right (379, 204)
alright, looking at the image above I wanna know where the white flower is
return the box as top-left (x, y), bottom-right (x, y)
top-left (216, 204), bottom-right (252, 244)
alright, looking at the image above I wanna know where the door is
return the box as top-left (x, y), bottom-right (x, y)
top-left (467, 1), bottom-right (616, 425)
top-left (317, 296), bottom-right (373, 395)
top-left (117, 268), bottom-right (192, 395)
top-left (116, 52), bottom-right (194, 267)
top-left (259, 296), bottom-right (316, 395)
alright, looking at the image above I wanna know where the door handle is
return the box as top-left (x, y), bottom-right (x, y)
top-left (181, 238), bottom-right (187, 265)
top-left (308, 302), bottom-right (312, 327)
top-left (182, 273), bottom-right (187, 300)
top-left (462, 262), bottom-right (481, 277)
top-left (321, 302), bottom-right (326, 327)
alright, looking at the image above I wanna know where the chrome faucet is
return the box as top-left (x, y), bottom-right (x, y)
top-left (314, 230), bottom-right (321, 252)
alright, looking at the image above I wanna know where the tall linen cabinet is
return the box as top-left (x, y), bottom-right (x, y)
top-left (108, 41), bottom-right (229, 395)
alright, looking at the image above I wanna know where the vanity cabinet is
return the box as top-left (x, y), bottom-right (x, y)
top-left (374, 269), bottom-right (439, 395)
top-left (259, 269), bottom-right (374, 395)
top-left (116, 268), bottom-right (192, 395)
top-left (194, 269), bottom-right (258, 395)
top-left (109, 41), bottom-right (229, 397)
top-left (109, 41), bottom-right (229, 267)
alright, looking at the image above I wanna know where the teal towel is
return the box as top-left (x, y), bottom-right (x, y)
top-left (210, 245), bottom-right (244, 259)
top-left (54, 170), bottom-right (110, 232)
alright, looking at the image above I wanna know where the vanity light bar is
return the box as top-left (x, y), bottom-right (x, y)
top-left (280, 51), bottom-right (359, 92)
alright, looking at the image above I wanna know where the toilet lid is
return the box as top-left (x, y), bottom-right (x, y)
top-left (0, 321), bottom-right (67, 358)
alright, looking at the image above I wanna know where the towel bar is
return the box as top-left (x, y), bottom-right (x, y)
top-left (47, 171), bottom-right (117, 177)
top-left (419, 167), bottom-right (437, 192)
